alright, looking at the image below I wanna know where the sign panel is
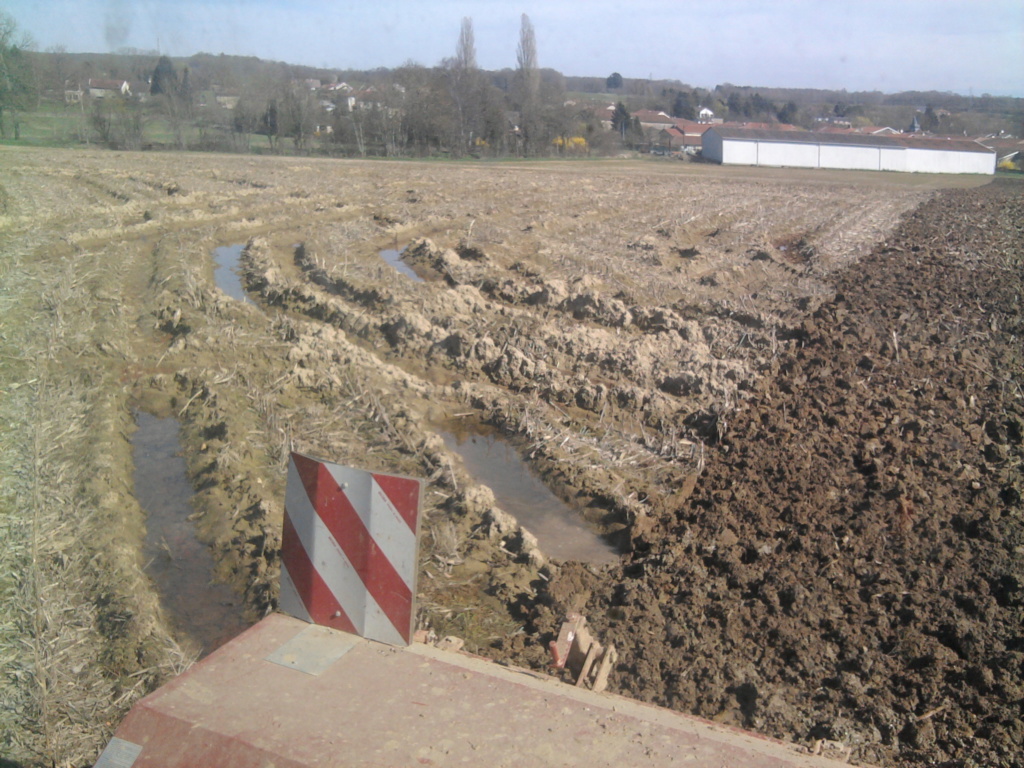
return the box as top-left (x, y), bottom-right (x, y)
top-left (280, 452), bottom-right (422, 646)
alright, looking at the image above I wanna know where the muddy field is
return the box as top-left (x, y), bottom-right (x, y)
top-left (0, 147), bottom-right (1019, 767)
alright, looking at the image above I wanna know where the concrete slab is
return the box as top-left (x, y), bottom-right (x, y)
top-left (102, 613), bottom-right (862, 767)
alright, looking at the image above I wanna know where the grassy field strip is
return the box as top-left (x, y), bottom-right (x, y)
top-left (1, 214), bottom-right (190, 764)
top-left (0, 227), bottom-right (45, 763)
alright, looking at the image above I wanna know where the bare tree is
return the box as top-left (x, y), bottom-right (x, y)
top-left (400, 64), bottom-right (457, 156)
top-left (456, 17), bottom-right (476, 71)
top-left (150, 56), bottom-right (193, 149)
top-left (516, 14), bottom-right (539, 99)
top-left (447, 17), bottom-right (483, 155)
top-left (513, 14), bottom-right (541, 155)
top-left (280, 83), bottom-right (319, 152)
top-left (90, 95), bottom-right (145, 150)
top-left (374, 83), bottom-right (408, 156)
top-left (232, 92), bottom-right (263, 151)
top-left (46, 44), bottom-right (71, 95)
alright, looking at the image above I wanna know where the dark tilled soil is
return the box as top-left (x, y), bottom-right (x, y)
top-left (521, 180), bottom-right (1024, 767)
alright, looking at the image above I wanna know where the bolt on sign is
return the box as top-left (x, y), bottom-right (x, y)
top-left (280, 452), bottom-right (422, 646)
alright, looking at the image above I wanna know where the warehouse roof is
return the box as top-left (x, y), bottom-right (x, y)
top-left (706, 127), bottom-right (994, 154)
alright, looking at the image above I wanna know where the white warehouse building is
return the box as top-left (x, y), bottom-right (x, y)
top-left (702, 127), bottom-right (996, 175)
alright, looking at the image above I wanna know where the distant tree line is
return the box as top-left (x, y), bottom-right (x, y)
top-left (225, 15), bottom-right (605, 158)
top-left (5, 7), bottom-right (1021, 153)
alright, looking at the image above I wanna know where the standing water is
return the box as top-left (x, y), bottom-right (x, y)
top-left (441, 422), bottom-right (620, 565)
top-left (133, 412), bottom-right (249, 655)
top-left (379, 247), bottom-right (425, 282)
top-left (213, 243), bottom-right (255, 304)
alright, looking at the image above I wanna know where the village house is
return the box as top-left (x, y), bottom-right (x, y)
top-left (657, 117), bottom-right (803, 154)
top-left (64, 84), bottom-right (84, 105)
top-left (657, 118), bottom-right (713, 153)
top-left (977, 136), bottom-right (1024, 168)
top-left (631, 109), bottom-right (677, 131)
top-left (87, 78), bottom-right (132, 99)
top-left (215, 94), bottom-right (241, 110)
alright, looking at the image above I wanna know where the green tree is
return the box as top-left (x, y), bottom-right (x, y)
top-left (726, 91), bottom-right (746, 119)
top-left (150, 55), bottom-right (178, 96)
top-left (256, 99), bottom-right (279, 150)
top-left (610, 102), bottom-right (644, 148)
top-left (921, 105), bottom-right (940, 132)
top-left (611, 101), bottom-right (630, 137)
top-left (606, 72), bottom-right (623, 90)
top-left (0, 12), bottom-right (37, 139)
top-left (749, 92), bottom-right (773, 118)
top-left (179, 66), bottom-right (193, 115)
top-left (671, 90), bottom-right (697, 120)
top-left (777, 100), bottom-right (799, 125)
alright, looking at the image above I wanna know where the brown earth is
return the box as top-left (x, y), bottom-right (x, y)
top-left (0, 147), bottom-right (1018, 767)
top-left (520, 182), bottom-right (1024, 767)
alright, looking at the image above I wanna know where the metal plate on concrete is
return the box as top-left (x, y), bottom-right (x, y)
top-left (93, 737), bottom-right (143, 768)
top-left (265, 623), bottom-right (358, 676)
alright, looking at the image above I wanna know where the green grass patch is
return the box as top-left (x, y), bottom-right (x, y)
top-left (1, 104), bottom-right (91, 147)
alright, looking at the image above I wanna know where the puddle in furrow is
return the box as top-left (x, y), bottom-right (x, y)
top-left (440, 421), bottom-right (620, 565)
top-left (133, 412), bottom-right (249, 656)
top-left (379, 247), bottom-right (425, 282)
top-left (213, 243), bottom-right (255, 303)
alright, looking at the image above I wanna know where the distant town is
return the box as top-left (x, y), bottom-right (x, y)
top-left (2, 15), bottom-right (1021, 169)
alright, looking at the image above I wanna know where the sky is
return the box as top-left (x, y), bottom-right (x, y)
top-left (7, 0), bottom-right (1024, 96)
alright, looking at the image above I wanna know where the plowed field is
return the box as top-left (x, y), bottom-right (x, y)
top-left (0, 147), bottom-right (1017, 767)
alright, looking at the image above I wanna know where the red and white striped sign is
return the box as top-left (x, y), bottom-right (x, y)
top-left (279, 452), bottom-right (422, 646)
